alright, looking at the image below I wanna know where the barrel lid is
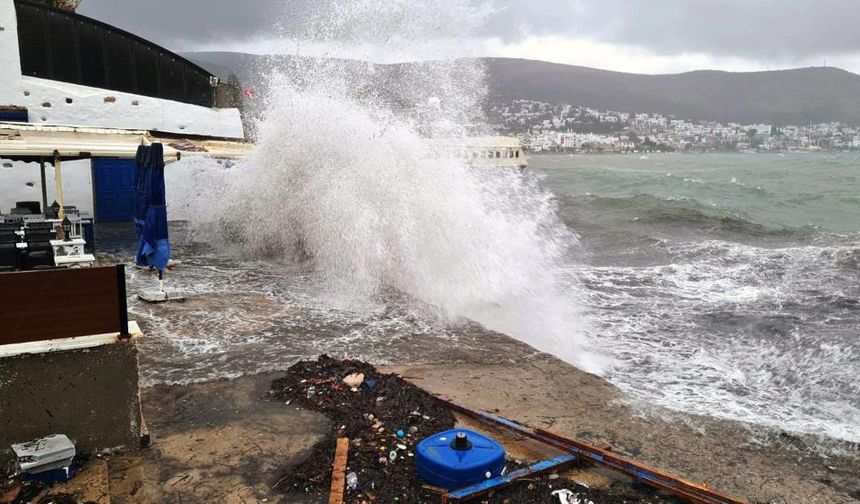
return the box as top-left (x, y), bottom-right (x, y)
top-left (416, 428), bottom-right (504, 471)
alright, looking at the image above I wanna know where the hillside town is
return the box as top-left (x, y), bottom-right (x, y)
top-left (488, 99), bottom-right (860, 153)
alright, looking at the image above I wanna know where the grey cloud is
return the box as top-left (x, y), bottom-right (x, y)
top-left (77, 0), bottom-right (288, 50)
top-left (77, 0), bottom-right (860, 62)
top-left (482, 0), bottom-right (860, 61)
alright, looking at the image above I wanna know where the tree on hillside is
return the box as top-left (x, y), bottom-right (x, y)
top-left (34, 0), bottom-right (82, 12)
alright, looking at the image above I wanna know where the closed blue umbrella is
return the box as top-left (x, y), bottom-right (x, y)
top-left (134, 143), bottom-right (170, 277)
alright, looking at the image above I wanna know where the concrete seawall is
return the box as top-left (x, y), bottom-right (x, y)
top-left (0, 340), bottom-right (142, 469)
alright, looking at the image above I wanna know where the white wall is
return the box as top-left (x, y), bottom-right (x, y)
top-left (0, 0), bottom-right (23, 94)
top-left (0, 158), bottom-right (94, 215)
top-left (0, 155), bottom-right (233, 221)
top-left (0, 2), bottom-right (244, 139)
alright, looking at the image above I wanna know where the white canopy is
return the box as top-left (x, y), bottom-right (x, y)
top-left (0, 122), bottom-right (253, 160)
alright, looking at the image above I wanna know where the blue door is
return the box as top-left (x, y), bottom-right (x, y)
top-left (92, 159), bottom-right (136, 222)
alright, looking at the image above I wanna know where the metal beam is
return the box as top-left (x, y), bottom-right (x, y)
top-left (444, 454), bottom-right (576, 502)
top-left (54, 151), bottom-right (65, 220)
top-left (0, 122), bottom-right (252, 160)
top-left (39, 157), bottom-right (48, 216)
top-left (433, 394), bottom-right (749, 504)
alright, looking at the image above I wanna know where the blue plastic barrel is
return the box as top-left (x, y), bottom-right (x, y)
top-left (416, 428), bottom-right (505, 489)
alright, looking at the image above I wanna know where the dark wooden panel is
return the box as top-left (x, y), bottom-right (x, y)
top-left (0, 267), bottom-right (122, 345)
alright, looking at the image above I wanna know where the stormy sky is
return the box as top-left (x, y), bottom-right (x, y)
top-left (78, 0), bottom-right (860, 74)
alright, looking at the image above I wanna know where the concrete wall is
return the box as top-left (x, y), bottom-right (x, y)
top-left (0, 341), bottom-right (143, 470)
top-left (0, 2), bottom-right (244, 139)
top-left (0, 1), bottom-right (23, 98)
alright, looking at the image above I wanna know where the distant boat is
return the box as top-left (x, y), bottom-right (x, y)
top-left (426, 136), bottom-right (528, 171)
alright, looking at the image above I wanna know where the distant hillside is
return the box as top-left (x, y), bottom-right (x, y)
top-left (185, 52), bottom-right (860, 125)
top-left (484, 58), bottom-right (860, 125)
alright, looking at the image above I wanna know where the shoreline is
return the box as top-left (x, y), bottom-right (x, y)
top-left (523, 149), bottom-right (843, 156)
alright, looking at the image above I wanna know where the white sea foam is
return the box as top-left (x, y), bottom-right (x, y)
top-left (579, 238), bottom-right (860, 443)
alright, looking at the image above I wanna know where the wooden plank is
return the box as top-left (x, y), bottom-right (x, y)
top-left (0, 266), bottom-right (122, 345)
top-left (328, 438), bottom-right (349, 504)
top-left (445, 454), bottom-right (576, 501)
top-left (0, 321), bottom-right (141, 358)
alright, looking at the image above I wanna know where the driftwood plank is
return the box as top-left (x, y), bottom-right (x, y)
top-left (328, 437), bottom-right (349, 504)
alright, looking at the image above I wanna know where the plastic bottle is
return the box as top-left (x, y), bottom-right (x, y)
top-left (346, 471), bottom-right (358, 490)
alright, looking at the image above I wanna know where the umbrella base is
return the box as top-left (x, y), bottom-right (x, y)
top-left (138, 288), bottom-right (185, 303)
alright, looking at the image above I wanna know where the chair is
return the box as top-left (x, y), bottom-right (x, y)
top-left (15, 201), bottom-right (41, 214)
top-left (0, 223), bottom-right (21, 232)
top-left (24, 239), bottom-right (54, 270)
top-left (0, 231), bottom-right (19, 244)
top-left (24, 230), bottom-right (54, 243)
top-left (25, 221), bottom-right (53, 231)
top-left (0, 243), bottom-right (21, 272)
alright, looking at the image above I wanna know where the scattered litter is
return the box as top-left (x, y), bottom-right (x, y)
top-left (270, 356), bottom-right (684, 504)
top-left (342, 372), bottom-right (365, 388)
top-left (396, 429), bottom-right (405, 438)
top-left (551, 488), bottom-right (594, 504)
top-left (270, 356), bottom-right (455, 502)
top-left (552, 489), bottom-right (575, 504)
top-left (12, 434), bottom-right (75, 477)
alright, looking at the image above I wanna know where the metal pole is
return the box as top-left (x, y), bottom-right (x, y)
top-left (116, 264), bottom-right (129, 339)
top-left (444, 454), bottom-right (576, 502)
top-left (53, 151), bottom-right (65, 220)
top-left (433, 394), bottom-right (750, 504)
top-left (39, 157), bottom-right (48, 217)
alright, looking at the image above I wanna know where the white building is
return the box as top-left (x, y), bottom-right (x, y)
top-left (0, 0), bottom-right (243, 138)
top-left (0, 0), bottom-right (246, 221)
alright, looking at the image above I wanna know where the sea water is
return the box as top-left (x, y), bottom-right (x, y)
top-left (96, 0), bottom-right (860, 451)
top-left (539, 152), bottom-right (860, 445)
top-left (106, 152), bottom-right (860, 449)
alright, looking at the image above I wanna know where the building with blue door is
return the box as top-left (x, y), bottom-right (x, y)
top-left (92, 159), bottom-right (137, 222)
top-left (0, 0), bottom-right (248, 226)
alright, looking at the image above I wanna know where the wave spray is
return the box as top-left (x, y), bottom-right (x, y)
top-left (189, 0), bottom-right (607, 373)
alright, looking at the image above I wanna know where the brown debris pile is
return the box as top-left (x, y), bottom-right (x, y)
top-left (270, 355), bottom-right (456, 503)
top-left (270, 356), bottom-right (686, 504)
